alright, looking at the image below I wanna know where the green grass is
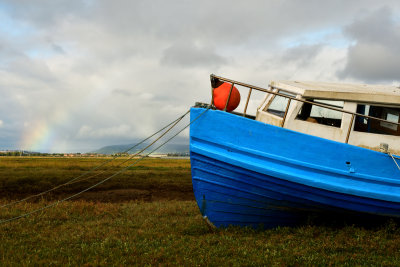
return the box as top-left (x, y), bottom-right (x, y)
top-left (0, 157), bottom-right (193, 201)
top-left (1, 157), bottom-right (400, 266)
top-left (2, 201), bottom-right (400, 266)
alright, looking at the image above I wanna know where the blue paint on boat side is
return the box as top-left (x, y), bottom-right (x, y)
top-left (189, 107), bottom-right (400, 228)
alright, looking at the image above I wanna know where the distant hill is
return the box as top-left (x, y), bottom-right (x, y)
top-left (92, 142), bottom-right (189, 155)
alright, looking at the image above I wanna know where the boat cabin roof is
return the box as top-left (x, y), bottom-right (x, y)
top-left (271, 81), bottom-right (400, 105)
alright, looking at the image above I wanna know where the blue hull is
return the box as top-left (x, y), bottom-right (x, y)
top-left (190, 107), bottom-right (400, 228)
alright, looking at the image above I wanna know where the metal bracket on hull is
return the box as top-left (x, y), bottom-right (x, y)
top-left (346, 162), bottom-right (355, 173)
top-left (200, 194), bottom-right (217, 230)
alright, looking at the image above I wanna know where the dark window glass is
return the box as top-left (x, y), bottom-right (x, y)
top-left (296, 99), bottom-right (343, 128)
top-left (354, 104), bottom-right (400, 136)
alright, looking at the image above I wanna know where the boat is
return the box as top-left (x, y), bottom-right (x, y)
top-left (190, 74), bottom-right (400, 229)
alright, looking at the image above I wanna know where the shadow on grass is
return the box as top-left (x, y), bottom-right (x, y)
top-left (303, 210), bottom-right (400, 231)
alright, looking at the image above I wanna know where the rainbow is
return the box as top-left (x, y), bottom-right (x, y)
top-left (20, 119), bottom-right (56, 152)
top-left (18, 104), bottom-right (72, 153)
top-left (18, 87), bottom-right (111, 152)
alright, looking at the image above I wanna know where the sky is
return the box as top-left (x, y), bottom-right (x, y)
top-left (1, 0), bottom-right (400, 153)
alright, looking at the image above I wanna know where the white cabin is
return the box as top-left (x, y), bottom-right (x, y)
top-left (256, 81), bottom-right (400, 153)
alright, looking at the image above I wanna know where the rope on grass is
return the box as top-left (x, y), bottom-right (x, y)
top-left (0, 111), bottom-right (189, 209)
top-left (0, 106), bottom-right (210, 224)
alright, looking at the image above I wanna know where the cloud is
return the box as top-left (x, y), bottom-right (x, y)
top-left (161, 41), bottom-right (227, 68)
top-left (281, 44), bottom-right (325, 66)
top-left (77, 124), bottom-right (132, 139)
top-left (51, 43), bottom-right (66, 54)
top-left (112, 88), bottom-right (132, 97)
top-left (339, 7), bottom-right (400, 82)
top-left (261, 45), bottom-right (346, 82)
top-left (1, 1), bottom-right (400, 152)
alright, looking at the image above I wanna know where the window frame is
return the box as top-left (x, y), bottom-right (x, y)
top-left (264, 90), bottom-right (296, 118)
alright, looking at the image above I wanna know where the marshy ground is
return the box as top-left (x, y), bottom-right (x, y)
top-left (1, 157), bottom-right (400, 266)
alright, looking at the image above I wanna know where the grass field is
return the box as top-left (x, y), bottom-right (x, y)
top-left (1, 157), bottom-right (400, 266)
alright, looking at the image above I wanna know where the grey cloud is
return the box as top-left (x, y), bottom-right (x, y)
top-left (6, 57), bottom-right (57, 84)
top-left (343, 7), bottom-right (400, 44)
top-left (161, 42), bottom-right (227, 68)
top-left (2, 1), bottom-right (400, 152)
top-left (339, 7), bottom-right (400, 82)
top-left (112, 88), bottom-right (132, 97)
top-left (2, 0), bottom-right (91, 27)
top-left (51, 43), bottom-right (66, 54)
top-left (7, 0), bottom-right (396, 48)
top-left (281, 44), bottom-right (324, 66)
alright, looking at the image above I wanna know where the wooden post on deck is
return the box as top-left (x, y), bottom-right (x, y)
top-left (243, 88), bottom-right (253, 117)
top-left (281, 98), bottom-right (292, 127)
top-left (223, 83), bottom-right (235, 112)
top-left (346, 114), bottom-right (355, 143)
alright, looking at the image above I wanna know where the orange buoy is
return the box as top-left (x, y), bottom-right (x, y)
top-left (213, 82), bottom-right (241, 112)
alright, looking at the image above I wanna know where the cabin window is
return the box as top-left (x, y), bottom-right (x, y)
top-left (296, 99), bottom-right (344, 128)
top-left (354, 104), bottom-right (400, 136)
top-left (265, 91), bottom-right (295, 117)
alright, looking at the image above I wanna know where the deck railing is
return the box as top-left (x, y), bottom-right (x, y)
top-left (210, 74), bottom-right (400, 144)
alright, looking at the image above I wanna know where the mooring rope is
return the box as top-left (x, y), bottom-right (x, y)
top-left (0, 106), bottom-right (210, 224)
top-left (389, 153), bottom-right (400, 172)
top-left (0, 111), bottom-right (189, 209)
top-left (61, 109), bottom-right (190, 186)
